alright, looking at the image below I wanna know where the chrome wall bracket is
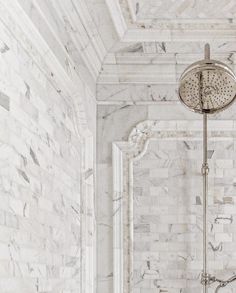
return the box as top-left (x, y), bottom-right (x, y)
top-left (201, 273), bottom-right (215, 286)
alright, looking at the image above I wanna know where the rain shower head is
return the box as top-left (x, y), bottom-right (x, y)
top-left (179, 45), bottom-right (236, 293)
top-left (178, 45), bottom-right (236, 114)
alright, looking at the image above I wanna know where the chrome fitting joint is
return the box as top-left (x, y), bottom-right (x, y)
top-left (201, 163), bottom-right (209, 175)
top-left (201, 273), bottom-right (216, 286)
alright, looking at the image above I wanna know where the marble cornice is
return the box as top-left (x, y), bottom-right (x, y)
top-left (50, 0), bottom-right (107, 78)
top-left (99, 0), bottom-right (236, 86)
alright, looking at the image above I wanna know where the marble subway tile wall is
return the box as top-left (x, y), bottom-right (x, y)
top-left (0, 7), bottom-right (96, 293)
top-left (133, 137), bottom-right (236, 293)
top-left (97, 104), bottom-right (236, 293)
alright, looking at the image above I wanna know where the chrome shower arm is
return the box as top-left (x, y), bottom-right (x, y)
top-left (215, 285), bottom-right (222, 293)
top-left (201, 274), bottom-right (236, 292)
top-left (227, 275), bottom-right (236, 283)
top-left (215, 275), bottom-right (236, 292)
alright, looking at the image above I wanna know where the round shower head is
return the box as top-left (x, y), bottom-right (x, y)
top-left (178, 58), bottom-right (236, 114)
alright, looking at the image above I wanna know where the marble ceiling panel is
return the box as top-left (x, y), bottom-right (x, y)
top-left (131, 0), bottom-right (236, 21)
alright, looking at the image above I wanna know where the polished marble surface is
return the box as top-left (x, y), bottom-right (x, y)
top-left (97, 104), bottom-right (236, 293)
top-left (131, 0), bottom-right (236, 20)
top-left (0, 1), bottom-right (96, 292)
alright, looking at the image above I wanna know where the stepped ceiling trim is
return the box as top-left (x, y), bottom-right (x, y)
top-left (99, 0), bottom-right (236, 86)
top-left (5, 0), bottom-right (236, 98)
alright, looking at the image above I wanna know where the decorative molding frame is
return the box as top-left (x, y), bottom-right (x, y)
top-left (113, 120), bottom-right (156, 293)
top-left (112, 119), bottom-right (235, 293)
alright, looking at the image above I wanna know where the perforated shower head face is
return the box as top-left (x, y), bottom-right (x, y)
top-left (178, 60), bottom-right (236, 114)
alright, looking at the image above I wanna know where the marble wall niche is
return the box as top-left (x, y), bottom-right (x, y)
top-left (113, 120), bottom-right (236, 293)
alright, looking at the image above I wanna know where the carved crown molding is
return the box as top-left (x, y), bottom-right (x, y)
top-left (128, 120), bottom-right (157, 158)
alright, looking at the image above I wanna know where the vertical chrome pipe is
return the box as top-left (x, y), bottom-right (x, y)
top-left (205, 43), bottom-right (210, 61)
top-left (202, 43), bottom-right (210, 293)
top-left (202, 113), bottom-right (208, 293)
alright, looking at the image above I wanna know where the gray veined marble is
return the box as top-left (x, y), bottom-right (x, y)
top-left (111, 120), bottom-right (236, 293)
top-left (1, 0), bottom-right (236, 293)
top-left (0, 2), bottom-right (97, 293)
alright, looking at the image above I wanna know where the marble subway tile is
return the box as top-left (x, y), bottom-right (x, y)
top-left (0, 4), bottom-right (96, 293)
top-left (106, 118), bottom-right (236, 293)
